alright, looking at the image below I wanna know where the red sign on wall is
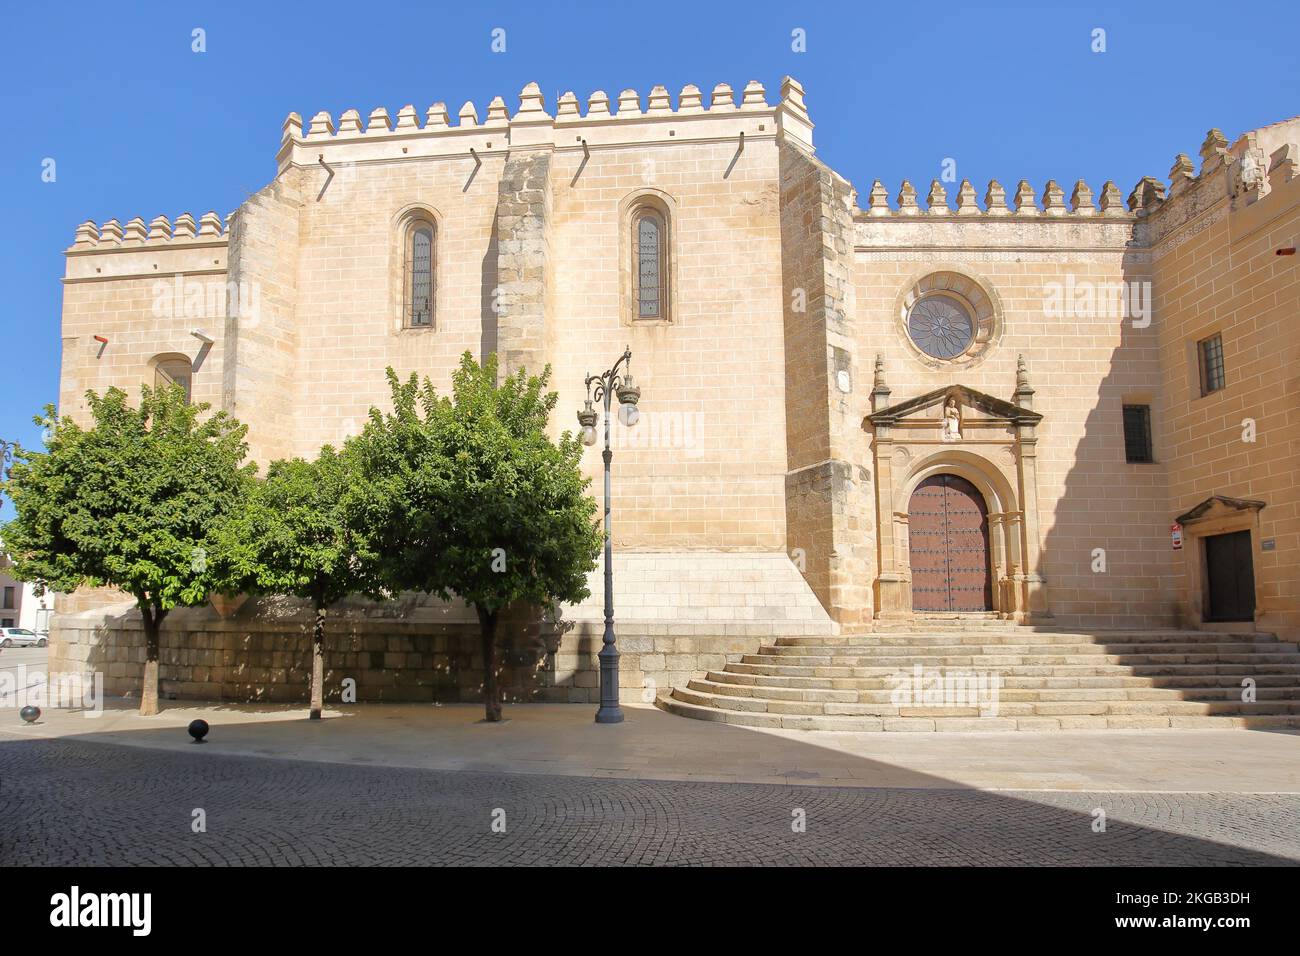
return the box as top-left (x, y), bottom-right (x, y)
top-left (1171, 522), bottom-right (1183, 550)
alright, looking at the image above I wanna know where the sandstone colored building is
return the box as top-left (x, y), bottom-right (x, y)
top-left (49, 77), bottom-right (1300, 721)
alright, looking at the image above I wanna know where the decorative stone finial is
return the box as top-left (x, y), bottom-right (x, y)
top-left (1168, 153), bottom-right (1196, 195)
top-left (337, 109), bottom-right (362, 135)
top-left (1268, 143), bottom-right (1298, 190)
top-left (99, 219), bottom-right (123, 244)
top-left (779, 75), bottom-right (806, 112)
top-left (1200, 128), bottom-right (1229, 173)
top-left (741, 80), bottom-right (766, 107)
top-left (73, 220), bottom-right (99, 247)
top-left (197, 211), bottom-right (222, 238)
top-left (423, 103), bottom-right (448, 130)
top-left (955, 180), bottom-right (979, 215)
top-left (1013, 180), bottom-right (1038, 215)
top-left (1099, 180), bottom-right (1124, 216)
top-left (871, 354), bottom-right (892, 411)
top-left (646, 85), bottom-right (671, 114)
top-left (282, 112), bottom-right (302, 143)
top-left (307, 111), bottom-right (334, 137)
top-left (146, 216), bottom-right (170, 241)
top-left (678, 84), bottom-right (703, 113)
top-left (395, 105), bottom-right (419, 130)
top-left (172, 212), bottom-right (197, 240)
top-left (123, 217), bottom-right (148, 243)
top-left (616, 89), bottom-right (641, 116)
top-left (457, 101), bottom-right (479, 127)
top-left (1042, 180), bottom-right (1067, 215)
top-left (984, 180), bottom-right (1009, 215)
top-left (587, 90), bottom-right (610, 116)
top-left (1014, 354), bottom-right (1035, 408)
top-left (896, 181), bottom-right (919, 216)
top-left (517, 82), bottom-right (546, 115)
top-left (1127, 176), bottom-right (1166, 215)
top-left (486, 96), bottom-right (509, 123)
top-left (1070, 180), bottom-right (1096, 215)
top-left (708, 83), bottom-right (735, 111)
top-left (866, 180), bottom-right (890, 216)
top-left (556, 92), bottom-right (580, 118)
top-left (926, 180), bottom-right (950, 214)
top-left (367, 107), bottom-right (392, 133)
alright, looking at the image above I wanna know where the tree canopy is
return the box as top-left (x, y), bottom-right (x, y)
top-left (0, 384), bottom-right (253, 714)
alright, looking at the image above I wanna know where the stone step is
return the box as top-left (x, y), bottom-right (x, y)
top-left (741, 651), bottom-right (1300, 668)
top-left (728, 661), bottom-right (1300, 679)
top-left (774, 632), bottom-right (1283, 646)
top-left (706, 670), bottom-right (1300, 691)
top-left (655, 696), bottom-right (1300, 732)
top-left (689, 677), bottom-right (1300, 704)
top-left (760, 642), bottom-right (1297, 657)
top-left (671, 685), bottom-right (1300, 718)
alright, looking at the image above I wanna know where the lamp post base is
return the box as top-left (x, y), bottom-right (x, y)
top-left (595, 636), bottom-right (624, 724)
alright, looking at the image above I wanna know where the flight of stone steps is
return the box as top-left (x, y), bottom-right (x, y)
top-left (656, 614), bottom-right (1300, 732)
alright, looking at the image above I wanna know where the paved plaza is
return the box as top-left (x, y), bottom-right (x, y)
top-left (1, 684), bottom-right (1299, 865)
top-left (2, 735), bottom-right (1298, 866)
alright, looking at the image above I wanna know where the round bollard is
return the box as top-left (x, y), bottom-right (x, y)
top-left (187, 718), bottom-right (210, 743)
top-left (19, 705), bottom-right (41, 724)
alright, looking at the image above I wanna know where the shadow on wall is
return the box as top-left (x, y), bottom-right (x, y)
top-left (1036, 254), bottom-right (1179, 629)
top-left (480, 211), bottom-right (499, 361)
top-left (60, 594), bottom-right (591, 708)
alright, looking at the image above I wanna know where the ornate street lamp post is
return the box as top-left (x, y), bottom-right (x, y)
top-left (578, 347), bottom-right (640, 724)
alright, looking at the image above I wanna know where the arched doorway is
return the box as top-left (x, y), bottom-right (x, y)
top-left (907, 474), bottom-right (993, 612)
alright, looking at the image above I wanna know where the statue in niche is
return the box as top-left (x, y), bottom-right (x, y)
top-left (942, 395), bottom-right (962, 442)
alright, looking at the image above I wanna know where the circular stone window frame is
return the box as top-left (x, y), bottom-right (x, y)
top-left (894, 266), bottom-right (1004, 371)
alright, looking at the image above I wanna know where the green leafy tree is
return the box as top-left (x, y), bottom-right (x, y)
top-left (212, 445), bottom-right (382, 719)
top-left (0, 385), bottom-right (252, 715)
top-left (352, 353), bottom-right (602, 721)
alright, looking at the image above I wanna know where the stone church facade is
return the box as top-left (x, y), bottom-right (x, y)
top-left (49, 77), bottom-right (1300, 708)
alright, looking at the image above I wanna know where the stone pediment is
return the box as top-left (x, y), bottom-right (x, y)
top-left (865, 385), bottom-right (1041, 429)
top-left (1176, 495), bottom-right (1266, 525)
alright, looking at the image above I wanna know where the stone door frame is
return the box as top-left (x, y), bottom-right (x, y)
top-left (1174, 495), bottom-right (1266, 632)
top-left (866, 384), bottom-right (1050, 623)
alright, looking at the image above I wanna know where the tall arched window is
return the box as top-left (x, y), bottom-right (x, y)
top-left (633, 207), bottom-right (667, 321)
top-left (405, 220), bottom-right (435, 327)
top-left (152, 355), bottom-right (193, 403)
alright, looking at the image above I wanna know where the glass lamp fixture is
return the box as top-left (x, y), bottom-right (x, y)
top-left (577, 399), bottom-right (599, 446)
top-left (616, 374), bottom-right (641, 427)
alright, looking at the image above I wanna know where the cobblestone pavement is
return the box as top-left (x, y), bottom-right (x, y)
top-left (2, 738), bottom-right (1298, 866)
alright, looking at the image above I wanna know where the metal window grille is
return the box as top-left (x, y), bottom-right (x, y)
top-left (1199, 334), bottom-right (1225, 394)
top-left (1122, 404), bottom-right (1153, 463)
top-left (410, 226), bottom-right (433, 327)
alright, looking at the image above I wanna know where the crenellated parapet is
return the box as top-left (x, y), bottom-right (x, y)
top-left (275, 76), bottom-right (815, 171)
top-left (69, 211), bottom-right (231, 250)
top-left (855, 178), bottom-right (1135, 220)
top-left (64, 211), bottom-right (231, 282)
top-left (1139, 117), bottom-right (1300, 249)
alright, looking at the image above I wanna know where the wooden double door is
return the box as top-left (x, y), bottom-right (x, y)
top-left (908, 474), bottom-right (993, 612)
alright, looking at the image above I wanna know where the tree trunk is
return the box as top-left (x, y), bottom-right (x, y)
top-left (139, 605), bottom-right (164, 717)
top-left (477, 606), bottom-right (502, 722)
top-left (310, 600), bottom-right (325, 720)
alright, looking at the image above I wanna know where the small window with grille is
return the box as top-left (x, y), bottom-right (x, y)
top-left (1122, 404), bottom-right (1153, 463)
top-left (1198, 333), bottom-right (1225, 395)
top-left (406, 222), bottom-right (435, 328)
top-left (633, 208), bottom-right (667, 321)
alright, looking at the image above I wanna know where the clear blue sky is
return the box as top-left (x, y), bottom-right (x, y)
top-left (1, 0), bottom-right (1295, 516)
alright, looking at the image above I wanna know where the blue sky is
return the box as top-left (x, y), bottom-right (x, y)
top-left (0, 0), bottom-right (1295, 515)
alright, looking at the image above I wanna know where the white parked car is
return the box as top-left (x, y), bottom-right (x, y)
top-left (0, 627), bottom-right (46, 648)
